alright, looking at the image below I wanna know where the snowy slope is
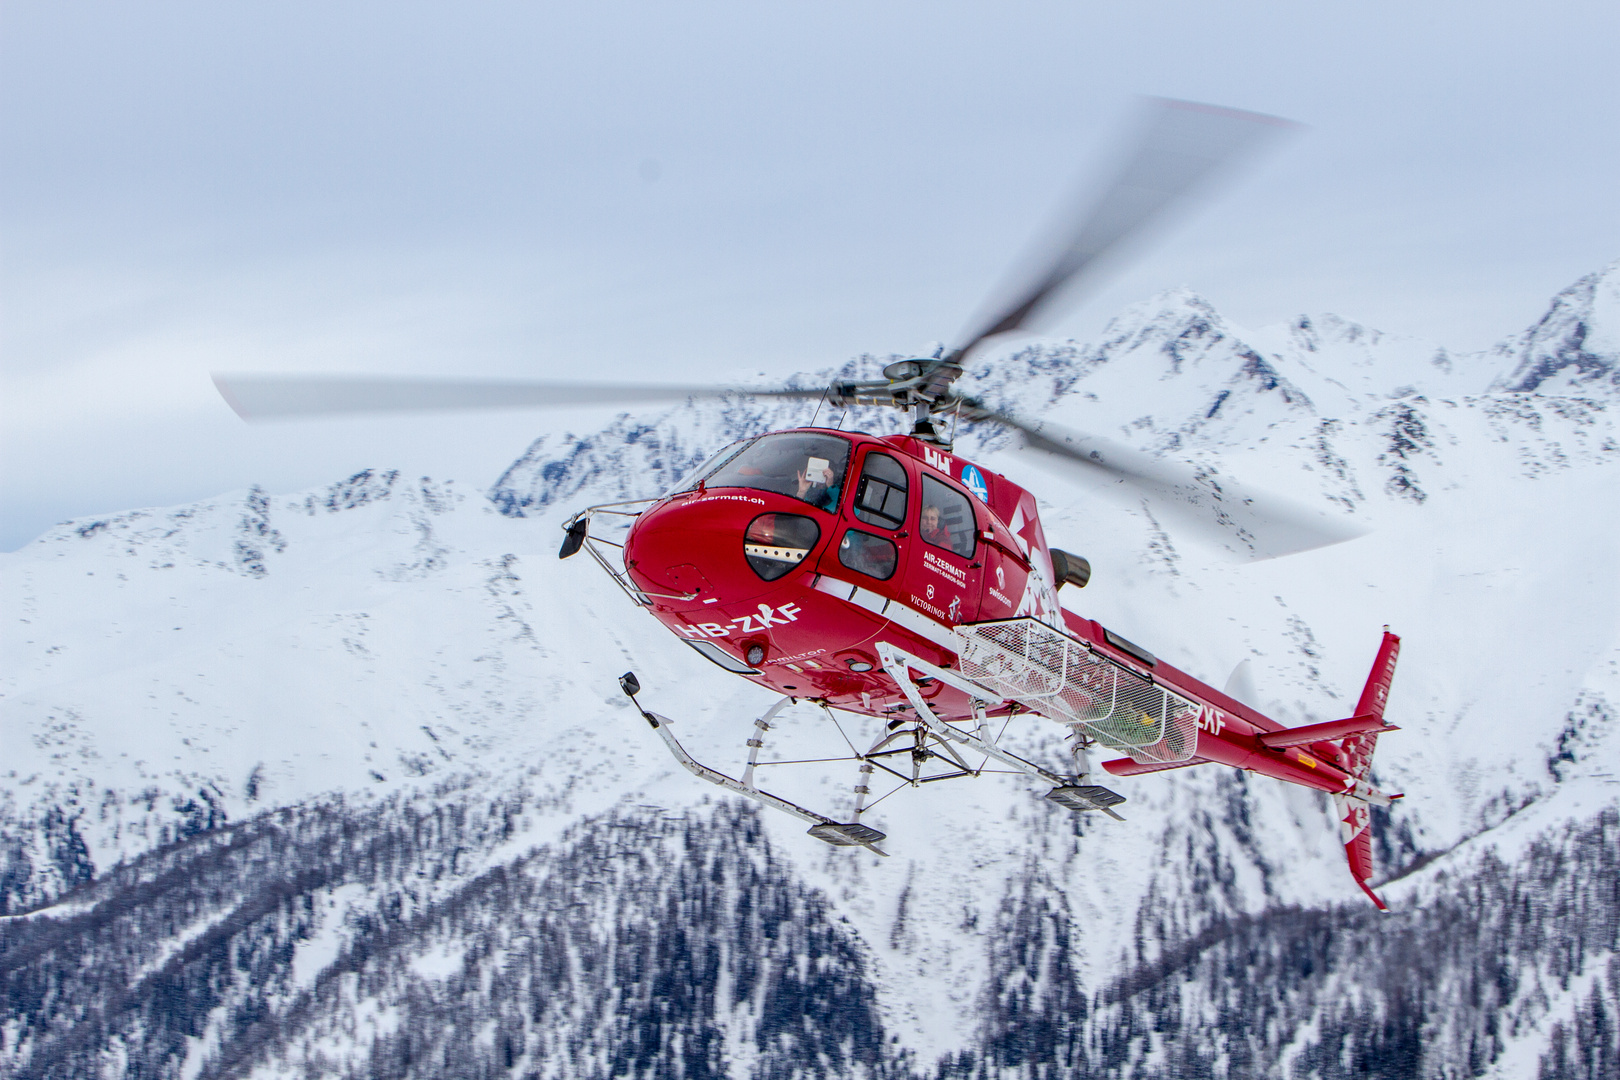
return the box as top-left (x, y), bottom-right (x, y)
top-left (3, 265), bottom-right (1618, 1077)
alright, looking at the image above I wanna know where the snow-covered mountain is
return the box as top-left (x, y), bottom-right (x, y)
top-left (3, 262), bottom-right (1618, 1079)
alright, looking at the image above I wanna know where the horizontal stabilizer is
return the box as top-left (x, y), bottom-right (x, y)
top-left (1258, 714), bottom-right (1398, 749)
top-left (1103, 756), bottom-right (1211, 777)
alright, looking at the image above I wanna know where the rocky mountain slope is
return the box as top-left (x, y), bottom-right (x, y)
top-left (3, 261), bottom-right (1618, 1078)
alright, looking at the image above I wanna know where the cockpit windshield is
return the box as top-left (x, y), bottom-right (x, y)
top-left (700, 432), bottom-right (852, 512)
top-left (664, 440), bottom-right (749, 498)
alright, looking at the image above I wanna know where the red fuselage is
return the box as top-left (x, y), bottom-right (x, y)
top-left (622, 428), bottom-right (1384, 802)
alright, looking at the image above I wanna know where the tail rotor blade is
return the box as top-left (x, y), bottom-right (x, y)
top-left (212, 374), bottom-right (827, 421)
top-left (955, 99), bottom-right (1297, 361)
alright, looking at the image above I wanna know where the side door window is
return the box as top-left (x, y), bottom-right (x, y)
top-left (902, 472), bottom-right (982, 626)
top-left (832, 450), bottom-right (909, 584)
top-left (918, 475), bottom-right (976, 559)
top-left (851, 452), bottom-right (908, 530)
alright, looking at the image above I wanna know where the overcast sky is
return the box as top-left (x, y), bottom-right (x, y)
top-left (3, 0), bottom-right (1618, 550)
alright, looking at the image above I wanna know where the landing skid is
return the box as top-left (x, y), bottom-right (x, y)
top-left (619, 641), bottom-right (1127, 854)
top-left (621, 680), bottom-right (891, 856)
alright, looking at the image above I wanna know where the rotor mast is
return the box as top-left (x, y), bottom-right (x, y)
top-left (821, 357), bottom-right (967, 447)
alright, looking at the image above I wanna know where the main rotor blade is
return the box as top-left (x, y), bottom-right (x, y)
top-left (212, 374), bottom-right (828, 421)
top-left (980, 410), bottom-right (1363, 560)
top-left (955, 99), bottom-right (1296, 362)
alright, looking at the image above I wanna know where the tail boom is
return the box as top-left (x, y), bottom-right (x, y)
top-left (1093, 625), bottom-right (1404, 908)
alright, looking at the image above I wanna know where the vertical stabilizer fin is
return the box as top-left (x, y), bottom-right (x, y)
top-left (1341, 628), bottom-right (1400, 783)
top-left (1335, 793), bottom-right (1389, 911)
top-left (1353, 628), bottom-right (1401, 723)
top-left (1336, 628), bottom-right (1401, 911)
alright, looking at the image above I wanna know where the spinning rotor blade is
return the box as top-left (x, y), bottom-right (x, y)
top-left (212, 374), bottom-right (827, 421)
top-left (954, 99), bottom-right (1295, 363)
top-left (980, 410), bottom-right (1362, 560)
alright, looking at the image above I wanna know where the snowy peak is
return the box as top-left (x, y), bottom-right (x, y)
top-left (1279, 311), bottom-right (1406, 361)
top-left (497, 265), bottom-right (1620, 512)
top-left (25, 468), bottom-right (465, 583)
top-left (489, 361), bottom-right (914, 518)
top-left (1092, 288), bottom-right (1290, 388)
top-left (1260, 263), bottom-right (1620, 407)
top-left (490, 399), bottom-right (815, 518)
top-left (992, 288), bottom-right (1317, 454)
top-left (1270, 312), bottom-right (1472, 398)
top-left (1491, 260), bottom-right (1620, 395)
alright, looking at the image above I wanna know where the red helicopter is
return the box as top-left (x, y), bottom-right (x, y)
top-left (567, 425), bottom-right (1399, 909)
top-left (215, 99), bottom-right (1402, 907)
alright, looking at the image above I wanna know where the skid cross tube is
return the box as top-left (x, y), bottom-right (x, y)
top-left (876, 642), bottom-right (1065, 787)
top-left (876, 641), bottom-right (1127, 820)
top-left (741, 697), bottom-right (794, 788)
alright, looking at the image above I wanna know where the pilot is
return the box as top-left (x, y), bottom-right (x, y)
top-left (796, 458), bottom-right (840, 511)
top-left (920, 504), bottom-right (951, 547)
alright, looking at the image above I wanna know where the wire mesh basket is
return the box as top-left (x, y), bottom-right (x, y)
top-left (956, 619), bottom-right (1200, 764)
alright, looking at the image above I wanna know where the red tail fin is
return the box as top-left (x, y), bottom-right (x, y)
top-left (1343, 628), bottom-right (1400, 781)
top-left (1335, 629), bottom-right (1401, 910)
top-left (1354, 629), bottom-right (1401, 721)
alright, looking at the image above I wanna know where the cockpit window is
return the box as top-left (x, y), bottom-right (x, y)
top-left (665, 439), bottom-right (750, 497)
top-left (703, 432), bottom-right (851, 512)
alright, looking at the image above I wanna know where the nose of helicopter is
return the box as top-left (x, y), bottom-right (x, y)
top-left (624, 493), bottom-right (825, 609)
